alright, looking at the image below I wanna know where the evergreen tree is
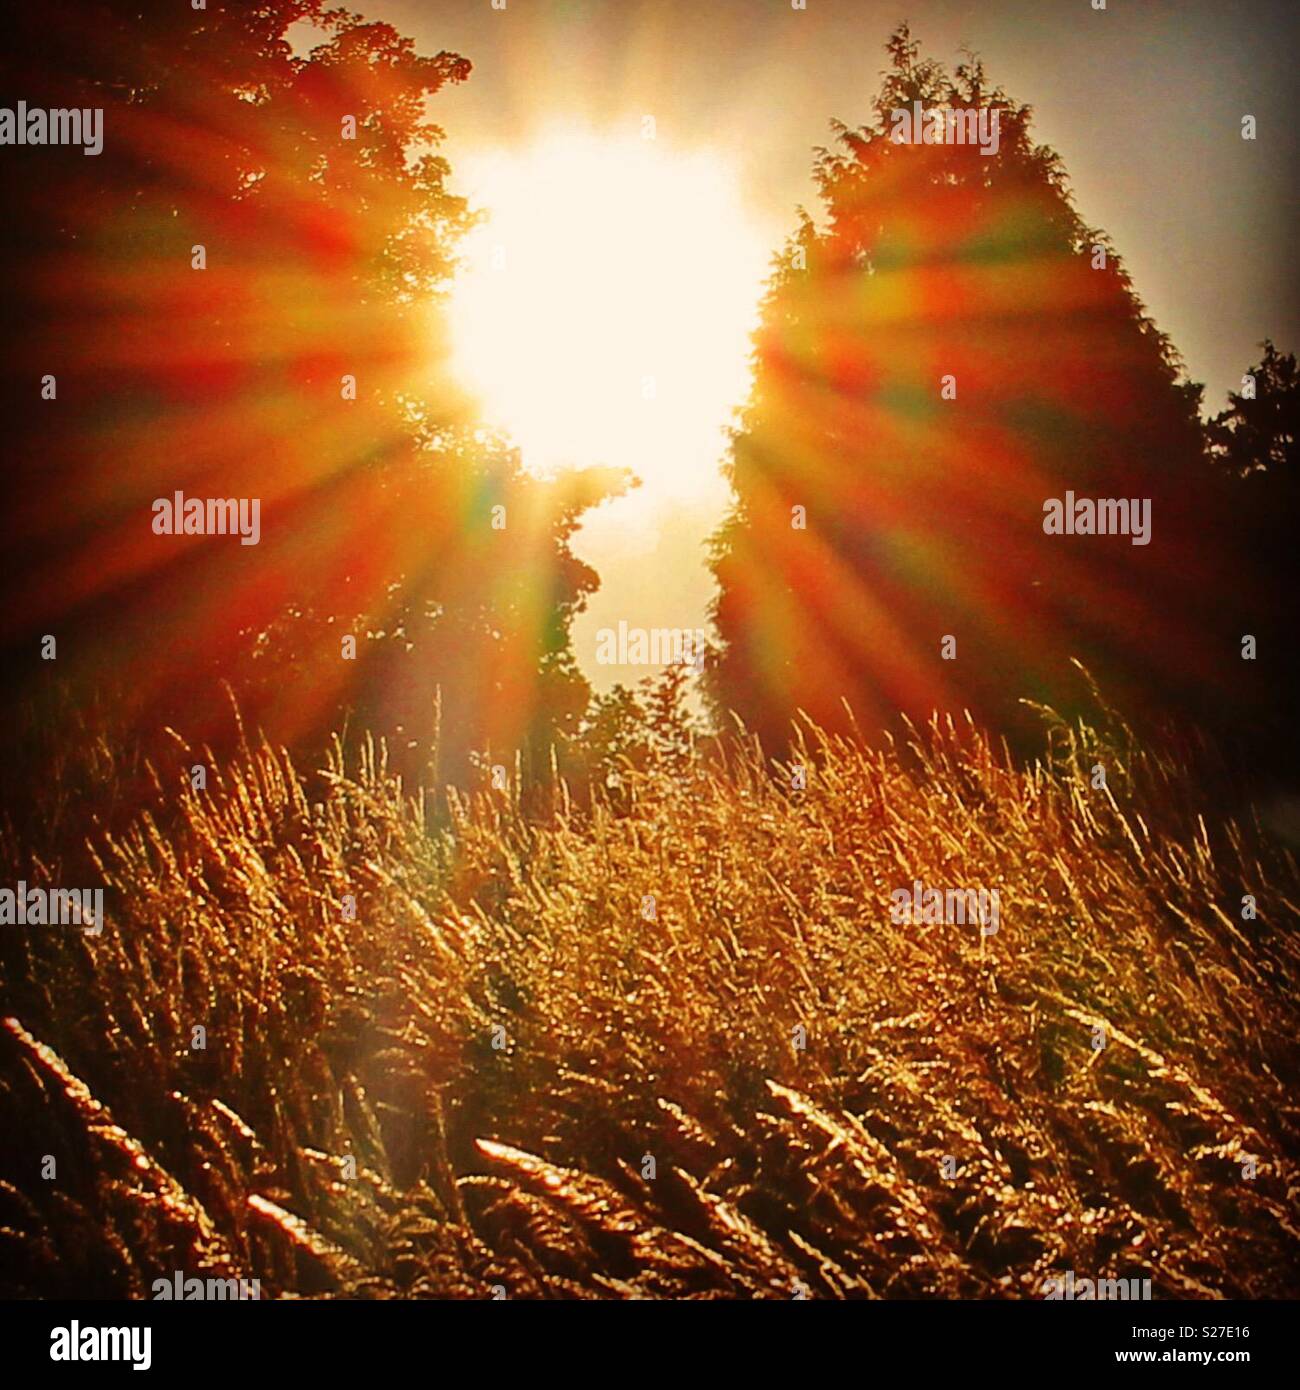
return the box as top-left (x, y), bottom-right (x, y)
top-left (708, 25), bottom-right (1216, 753)
top-left (1205, 343), bottom-right (1300, 777)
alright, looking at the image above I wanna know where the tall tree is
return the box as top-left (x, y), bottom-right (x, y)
top-left (0, 1), bottom-right (617, 792)
top-left (1209, 341), bottom-right (1299, 480)
top-left (708, 26), bottom-right (1221, 753)
top-left (1203, 342), bottom-right (1300, 776)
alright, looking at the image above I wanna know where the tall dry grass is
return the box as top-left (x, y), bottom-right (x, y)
top-left (2, 686), bottom-right (1299, 1298)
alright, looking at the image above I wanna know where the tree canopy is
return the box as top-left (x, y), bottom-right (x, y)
top-left (0, 1), bottom-right (622, 787)
top-left (708, 25), bottom-right (1231, 754)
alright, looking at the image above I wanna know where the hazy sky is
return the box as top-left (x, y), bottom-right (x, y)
top-left (364, 0), bottom-right (1298, 690)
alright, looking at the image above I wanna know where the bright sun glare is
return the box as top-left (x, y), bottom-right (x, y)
top-left (447, 129), bottom-right (770, 505)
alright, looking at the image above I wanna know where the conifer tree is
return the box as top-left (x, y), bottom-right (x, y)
top-left (708, 25), bottom-right (1214, 751)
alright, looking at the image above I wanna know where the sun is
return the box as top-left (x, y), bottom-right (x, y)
top-left (446, 127), bottom-right (770, 505)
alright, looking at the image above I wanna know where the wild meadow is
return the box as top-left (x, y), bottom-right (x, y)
top-left (3, 676), bottom-right (1298, 1299)
top-left (3, 5), bottom-right (1298, 1310)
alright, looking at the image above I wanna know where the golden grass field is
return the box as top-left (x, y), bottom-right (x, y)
top-left (2, 680), bottom-right (1299, 1299)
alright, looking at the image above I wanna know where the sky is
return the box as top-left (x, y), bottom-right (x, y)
top-left (360, 0), bottom-right (1299, 693)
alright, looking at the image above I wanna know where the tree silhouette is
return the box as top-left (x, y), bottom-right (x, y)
top-left (1209, 341), bottom-right (1299, 480)
top-left (1204, 342), bottom-right (1300, 777)
top-left (707, 25), bottom-right (1223, 755)
top-left (0, 1), bottom-right (620, 791)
